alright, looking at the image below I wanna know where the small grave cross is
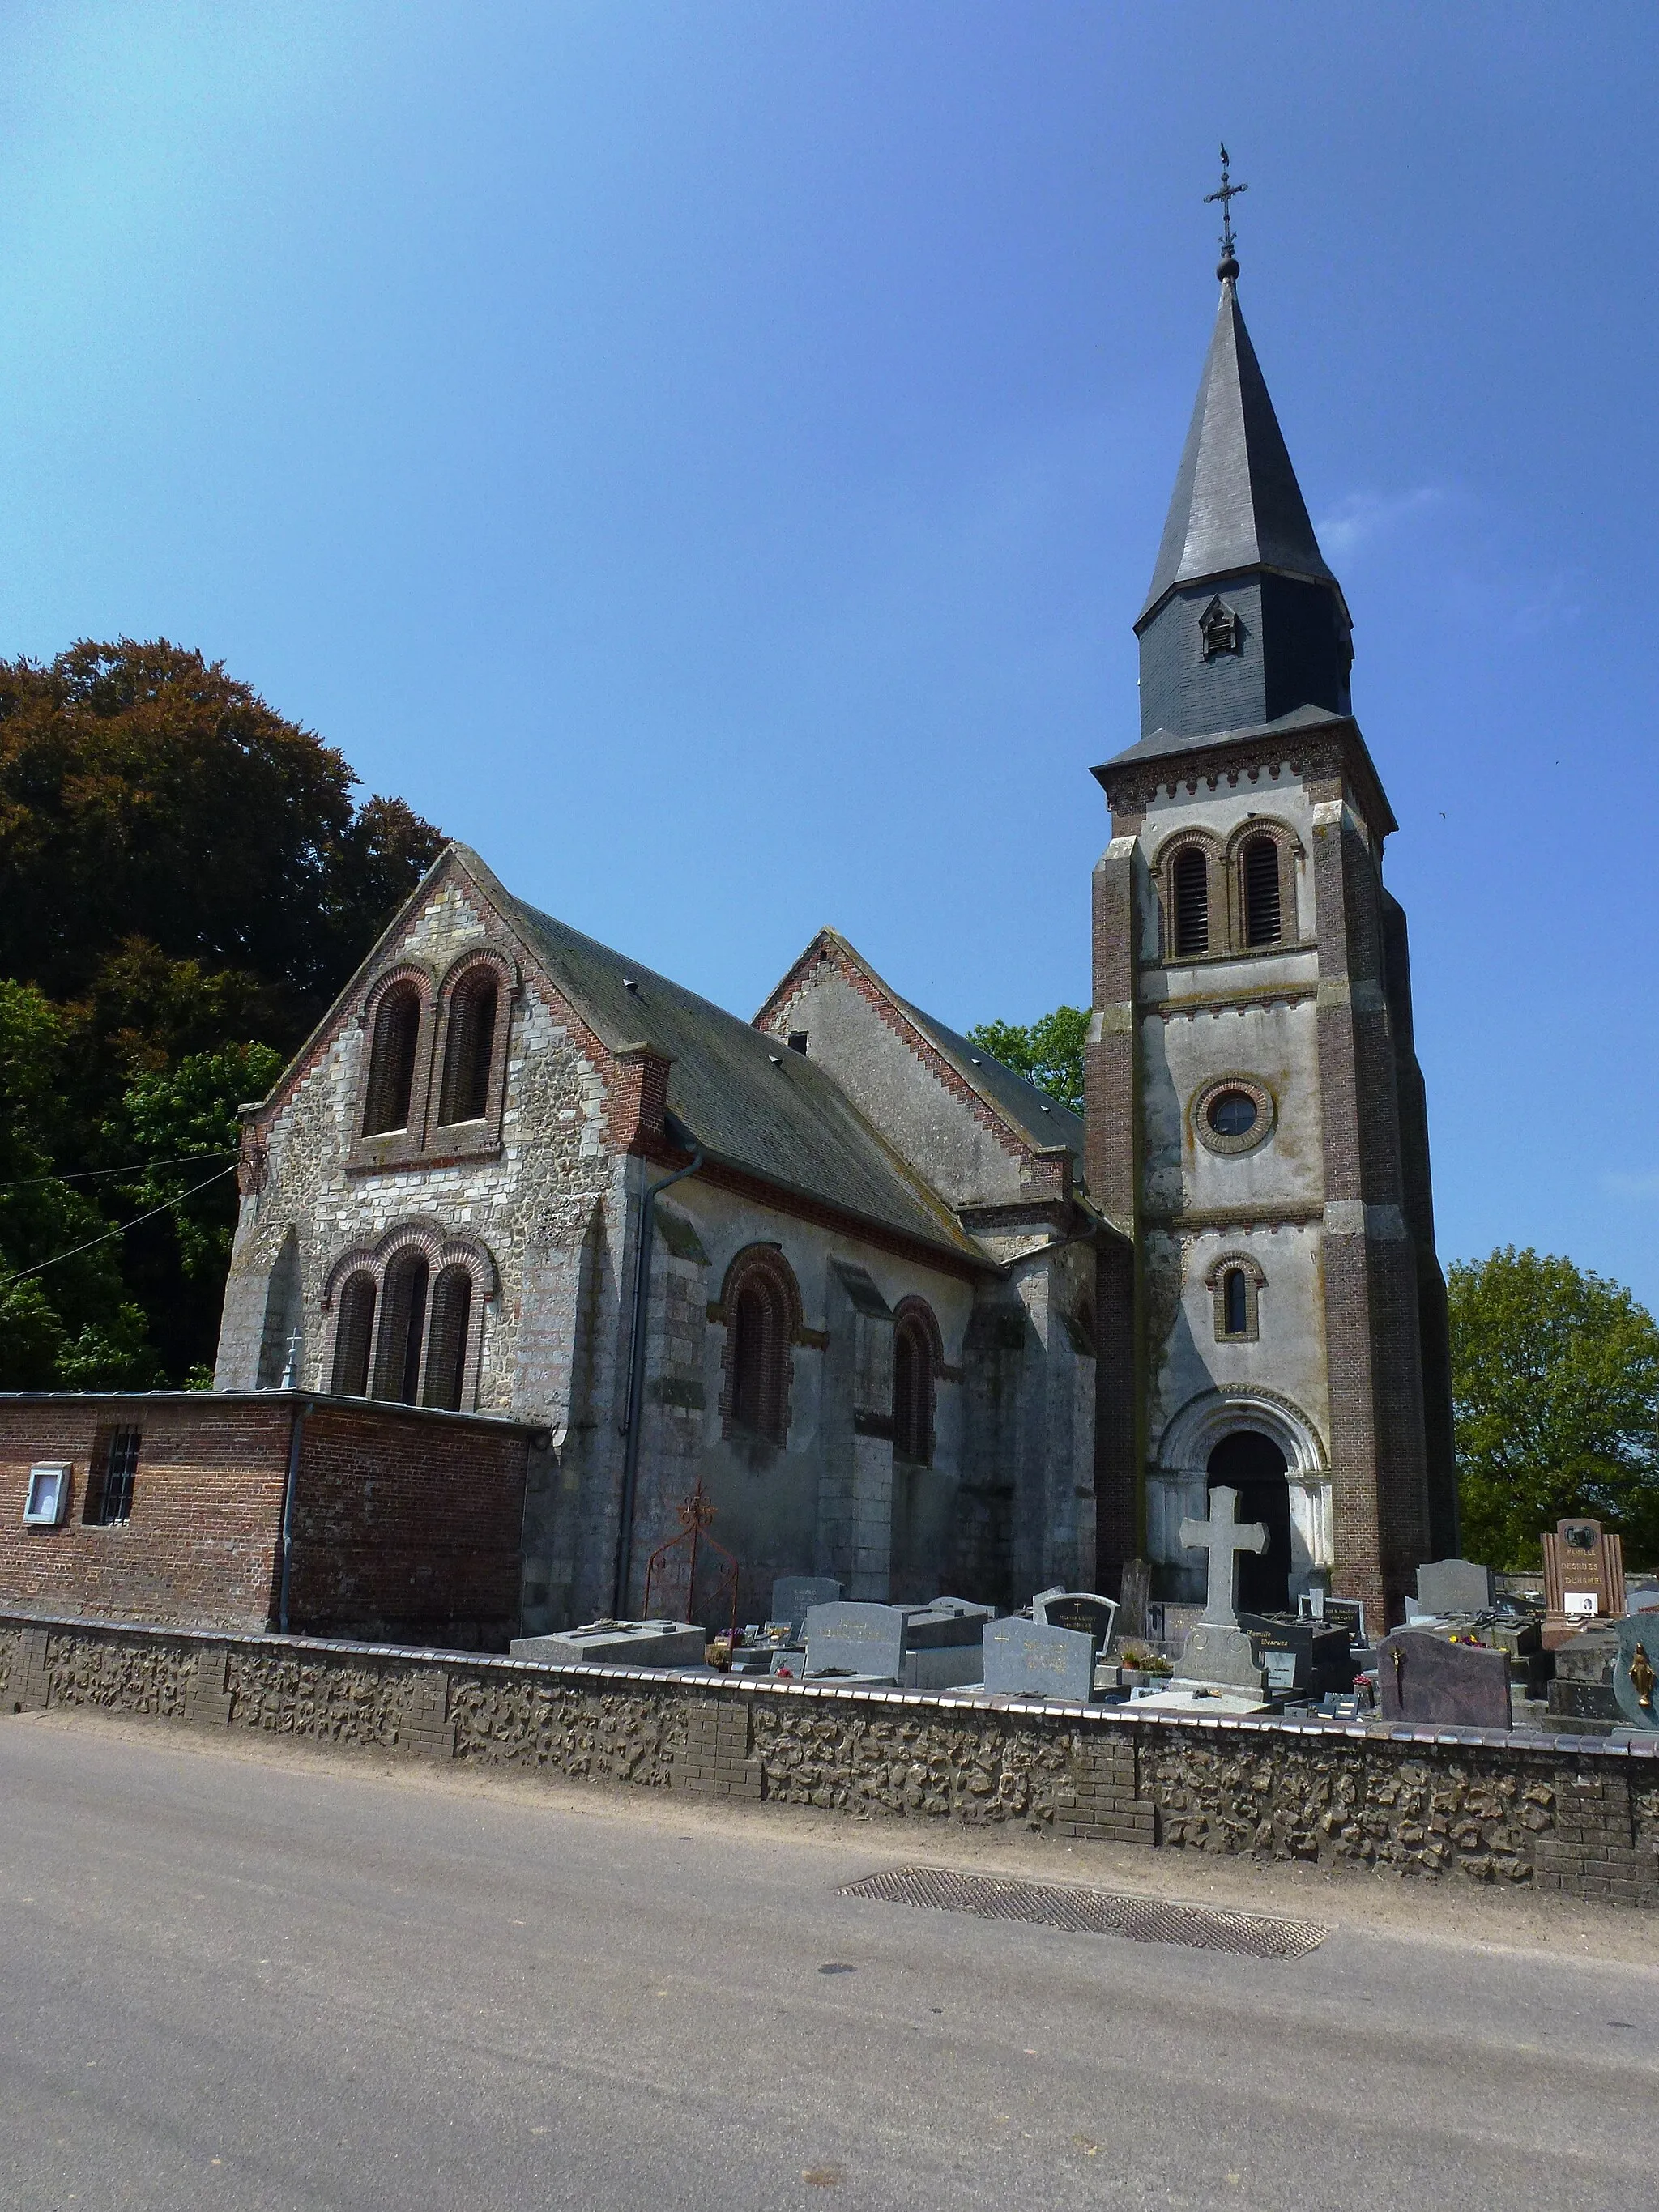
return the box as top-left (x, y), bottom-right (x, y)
top-left (1179, 1484), bottom-right (1268, 1629)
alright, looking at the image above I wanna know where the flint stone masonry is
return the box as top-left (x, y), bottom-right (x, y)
top-left (5, 1609), bottom-right (1658, 1908)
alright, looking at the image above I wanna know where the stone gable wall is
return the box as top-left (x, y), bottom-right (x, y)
top-left (6, 1611), bottom-right (1656, 1909)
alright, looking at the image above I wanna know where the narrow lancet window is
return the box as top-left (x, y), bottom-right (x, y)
top-left (438, 971), bottom-right (498, 1127)
top-left (1223, 1268), bottom-right (1249, 1337)
top-left (331, 1273), bottom-right (377, 1396)
top-left (363, 984), bottom-right (422, 1135)
top-left (373, 1251), bottom-right (429, 1404)
top-left (423, 1266), bottom-right (474, 1410)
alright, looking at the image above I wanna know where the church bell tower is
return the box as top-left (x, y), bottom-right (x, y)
top-left (1085, 172), bottom-right (1456, 1626)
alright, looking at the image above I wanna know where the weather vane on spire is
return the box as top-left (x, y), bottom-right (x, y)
top-left (1205, 143), bottom-right (1247, 280)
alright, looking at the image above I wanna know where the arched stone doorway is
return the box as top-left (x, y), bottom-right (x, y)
top-left (1206, 1430), bottom-right (1291, 1614)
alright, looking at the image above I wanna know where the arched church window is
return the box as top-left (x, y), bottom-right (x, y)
top-left (1223, 1268), bottom-right (1249, 1337)
top-left (437, 969), bottom-right (499, 1127)
top-left (422, 1265), bottom-right (474, 1411)
top-left (1242, 834), bottom-right (1283, 947)
top-left (1171, 846), bottom-right (1210, 957)
top-left (1209, 1253), bottom-right (1263, 1342)
top-left (720, 1248), bottom-right (800, 1447)
top-left (331, 1272), bottom-right (377, 1396)
top-left (893, 1303), bottom-right (938, 1466)
top-left (373, 1250), bottom-right (429, 1404)
top-left (362, 983), bottom-right (423, 1136)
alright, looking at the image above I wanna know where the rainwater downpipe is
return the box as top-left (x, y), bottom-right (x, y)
top-left (612, 1140), bottom-right (704, 1617)
top-left (277, 1393), bottom-right (311, 1636)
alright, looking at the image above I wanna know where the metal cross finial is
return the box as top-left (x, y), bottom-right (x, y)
top-left (1205, 143), bottom-right (1247, 279)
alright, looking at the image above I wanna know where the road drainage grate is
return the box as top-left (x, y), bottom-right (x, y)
top-left (838, 1865), bottom-right (1328, 1959)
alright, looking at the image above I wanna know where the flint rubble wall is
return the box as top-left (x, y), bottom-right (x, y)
top-left (3, 1609), bottom-right (1654, 1909)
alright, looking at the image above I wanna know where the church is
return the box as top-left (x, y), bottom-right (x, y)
top-left (196, 240), bottom-right (1454, 1637)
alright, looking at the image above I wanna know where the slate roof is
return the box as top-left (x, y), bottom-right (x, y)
top-left (1139, 278), bottom-right (1339, 625)
top-left (467, 857), bottom-right (982, 1263)
top-left (887, 992), bottom-right (1085, 1170)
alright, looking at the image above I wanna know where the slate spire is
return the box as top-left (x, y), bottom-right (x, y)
top-left (1132, 273), bottom-right (1352, 746)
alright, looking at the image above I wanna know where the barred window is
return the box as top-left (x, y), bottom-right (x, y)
top-left (362, 983), bottom-right (423, 1136)
top-left (85, 1426), bottom-right (141, 1526)
top-left (422, 1266), bottom-right (474, 1411)
top-left (893, 1308), bottom-right (936, 1466)
top-left (1242, 834), bottom-right (1283, 947)
top-left (331, 1272), bottom-right (377, 1396)
top-left (1171, 846), bottom-right (1209, 957)
top-left (437, 970), bottom-right (498, 1127)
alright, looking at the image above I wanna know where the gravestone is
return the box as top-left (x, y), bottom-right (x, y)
top-left (900, 1601), bottom-right (992, 1690)
top-left (800, 1600), bottom-right (911, 1681)
top-left (1180, 1485), bottom-right (1268, 1630)
top-left (510, 1619), bottom-right (706, 1669)
top-left (1238, 1612), bottom-right (1357, 1698)
top-left (770, 1576), bottom-right (842, 1635)
top-left (1415, 1558), bottom-right (1495, 1617)
top-left (1033, 1591), bottom-right (1120, 1648)
top-left (1542, 1518), bottom-right (1626, 1643)
top-left (1176, 1621), bottom-right (1268, 1693)
top-left (1176, 1485), bottom-right (1269, 1691)
top-left (1546, 1626), bottom-right (1622, 1728)
top-left (1375, 1629), bottom-right (1511, 1730)
top-left (1625, 1580), bottom-right (1659, 1617)
top-left (1115, 1558), bottom-right (1151, 1641)
top-left (981, 1616), bottom-right (1095, 1703)
top-left (1612, 1617), bottom-right (1659, 1731)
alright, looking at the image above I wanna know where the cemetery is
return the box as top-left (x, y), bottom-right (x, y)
top-left (9, 1485), bottom-right (1657, 1912)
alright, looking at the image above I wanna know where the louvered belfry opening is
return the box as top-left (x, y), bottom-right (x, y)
top-left (1171, 846), bottom-right (1209, 957)
top-left (422, 1266), bottom-right (474, 1410)
top-left (373, 1251), bottom-right (429, 1404)
top-left (1243, 834), bottom-right (1283, 946)
top-left (893, 1311), bottom-right (935, 1465)
top-left (363, 983), bottom-right (422, 1135)
top-left (331, 1273), bottom-right (377, 1395)
top-left (439, 970), bottom-right (498, 1126)
top-left (730, 1273), bottom-right (788, 1444)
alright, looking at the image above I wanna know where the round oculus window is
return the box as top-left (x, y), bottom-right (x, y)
top-left (1192, 1075), bottom-right (1276, 1155)
top-left (1206, 1089), bottom-right (1258, 1139)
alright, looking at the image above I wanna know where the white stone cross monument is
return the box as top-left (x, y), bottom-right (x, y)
top-left (1179, 1485), bottom-right (1268, 1627)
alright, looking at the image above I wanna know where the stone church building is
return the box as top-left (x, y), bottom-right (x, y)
top-left (206, 254), bottom-right (1454, 1634)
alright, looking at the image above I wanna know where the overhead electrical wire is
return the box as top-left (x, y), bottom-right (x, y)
top-left (0, 1149), bottom-right (237, 1191)
top-left (0, 1165), bottom-right (241, 1289)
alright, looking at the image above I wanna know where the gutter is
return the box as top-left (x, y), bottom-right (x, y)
top-left (610, 1139), bottom-right (705, 1616)
top-left (276, 1396), bottom-right (311, 1635)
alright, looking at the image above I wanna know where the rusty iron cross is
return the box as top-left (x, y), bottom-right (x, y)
top-left (1205, 143), bottom-right (1247, 263)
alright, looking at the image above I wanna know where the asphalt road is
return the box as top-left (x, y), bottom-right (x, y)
top-left (2, 1715), bottom-right (1657, 2212)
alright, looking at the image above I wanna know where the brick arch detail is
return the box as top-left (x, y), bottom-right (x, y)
top-left (716, 1243), bottom-right (803, 1446)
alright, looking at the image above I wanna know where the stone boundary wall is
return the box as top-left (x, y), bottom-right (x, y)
top-left (3, 1609), bottom-right (1656, 1910)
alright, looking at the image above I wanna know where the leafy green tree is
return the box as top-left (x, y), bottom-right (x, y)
top-left (966, 1004), bottom-right (1089, 1115)
top-left (1448, 1247), bottom-right (1659, 1568)
top-left (0, 981), bottom-right (152, 1388)
top-left (0, 638), bottom-right (446, 1379)
top-left (117, 1042), bottom-right (285, 1279)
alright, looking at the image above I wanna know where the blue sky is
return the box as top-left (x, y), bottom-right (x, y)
top-left (2, 3), bottom-right (1656, 1303)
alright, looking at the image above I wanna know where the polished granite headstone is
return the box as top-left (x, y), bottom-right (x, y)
top-left (981, 1616), bottom-right (1095, 1702)
top-left (1415, 1558), bottom-right (1495, 1617)
top-left (800, 1601), bottom-right (912, 1681)
top-left (770, 1576), bottom-right (842, 1635)
top-left (510, 1619), bottom-right (706, 1669)
top-left (1033, 1590), bottom-right (1120, 1647)
top-left (1237, 1611), bottom-right (1356, 1697)
top-left (1375, 1629), bottom-right (1511, 1730)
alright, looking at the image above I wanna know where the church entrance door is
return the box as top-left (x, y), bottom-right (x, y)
top-left (1206, 1431), bottom-right (1291, 1613)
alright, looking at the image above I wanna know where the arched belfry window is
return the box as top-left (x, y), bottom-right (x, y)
top-left (363, 982), bottom-right (423, 1136)
top-left (1242, 834), bottom-right (1283, 947)
top-left (331, 1272), bottom-right (377, 1396)
top-left (893, 1299), bottom-right (941, 1467)
top-left (719, 1247), bottom-right (801, 1447)
top-left (438, 967), bottom-right (499, 1127)
top-left (1223, 1268), bottom-right (1249, 1336)
top-left (1171, 846), bottom-right (1210, 958)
